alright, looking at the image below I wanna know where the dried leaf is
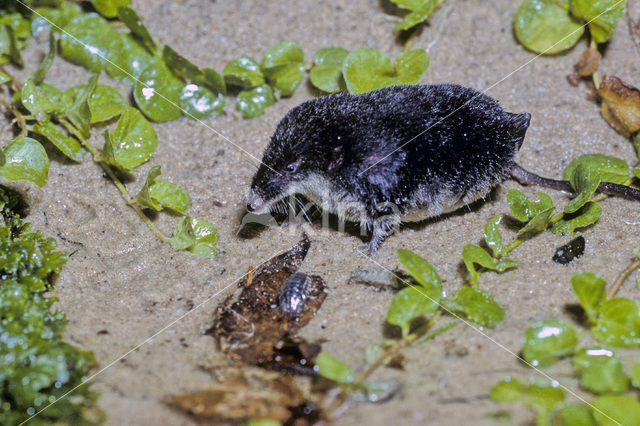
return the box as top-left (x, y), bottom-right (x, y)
top-left (575, 48), bottom-right (601, 77)
top-left (598, 76), bottom-right (640, 137)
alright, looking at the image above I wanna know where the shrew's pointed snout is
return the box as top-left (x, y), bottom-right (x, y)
top-left (246, 190), bottom-right (269, 214)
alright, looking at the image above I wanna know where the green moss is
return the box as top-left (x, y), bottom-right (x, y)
top-left (0, 186), bottom-right (101, 425)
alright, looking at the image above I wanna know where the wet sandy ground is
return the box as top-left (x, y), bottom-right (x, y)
top-left (7, 0), bottom-right (640, 424)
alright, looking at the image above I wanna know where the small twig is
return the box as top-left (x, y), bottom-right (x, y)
top-left (59, 117), bottom-right (169, 243)
top-left (608, 257), bottom-right (640, 299)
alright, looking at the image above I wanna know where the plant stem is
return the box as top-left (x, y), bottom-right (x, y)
top-left (0, 94), bottom-right (27, 137)
top-left (608, 257), bottom-right (640, 299)
top-left (59, 118), bottom-right (169, 243)
top-left (0, 64), bottom-right (22, 91)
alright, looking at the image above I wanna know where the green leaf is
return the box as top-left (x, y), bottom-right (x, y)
top-left (91, 0), bottom-right (131, 18)
top-left (517, 207), bottom-right (555, 238)
top-left (201, 68), bottom-right (227, 96)
top-left (462, 244), bottom-right (517, 284)
top-left (60, 13), bottom-right (117, 73)
top-left (390, 0), bottom-right (426, 10)
top-left (105, 33), bottom-right (155, 82)
top-left (162, 45), bottom-right (200, 81)
top-left (63, 74), bottom-right (98, 138)
top-left (387, 285), bottom-right (439, 337)
top-left (222, 56), bottom-right (265, 89)
top-left (31, 121), bottom-right (85, 162)
top-left (484, 214), bottom-right (504, 257)
top-left (179, 84), bottom-right (225, 120)
top-left (314, 352), bottom-right (354, 384)
top-left (631, 362), bottom-right (640, 388)
top-left (522, 320), bottom-right (578, 367)
top-left (309, 47), bottom-right (349, 93)
top-left (394, 0), bottom-right (446, 32)
top-left (571, 271), bottom-right (606, 322)
top-left (0, 70), bottom-right (10, 85)
top-left (442, 287), bottom-right (504, 328)
top-left (31, 32), bottom-right (56, 85)
top-left (236, 84), bottom-right (275, 119)
top-left (0, 137), bottom-right (49, 187)
top-left (98, 107), bottom-right (158, 171)
top-left (170, 216), bottom-right (218, 256)
top-left (134, 166), bottom-right (190, 215)
top-left (117, 6), bottom-right (156, 53)
top-left (88, 84), bottom-right (128, 124)
top-left (591, 395), bottom-right (640, 426)
top-left (572, 347), bottom-right (628, 394)
top-left (31, 3), bottom-right (83, 36)
top-left (245, 420), bottom-right (282, 426)
top-left (21, 79), bottom-right (66, 119)
top-left (507, 189), bottom-right (554, 222)
top-left (563, 154), bottom-right (630, 185)
top-left (261, 41), bottom-right (305, 96)
top-left (554, 405), bottom-right (596, 426)
top-left (514, 0), bottom-right (584, 54)
top-left (490, 377), bottom-right (565, 414)
top-left (551, 201), bottom-right (602, 235)
top-left (591, 297), bottom-right (640, 348)
top-left (397, 249), bottom-right (442, 293)
top-left (133, 62), bottom-right (184, 122)
top-left (571, 0), bottom-right (627, 44)
top-left (564, 165), bottom-right (601, 214)
top-left (342, 48), bottom-right (429, 94)
top-left (634, 166), bottom-right (640, 180)
top-left (0, 25), bottom-right (22, 67)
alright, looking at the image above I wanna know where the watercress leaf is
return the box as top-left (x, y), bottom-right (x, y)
top-left (0, 147), bottom-right (4, 167)
top-left (245, 420), bottom-right (281, 426)
top-left (490, 377), bottom-right (565, 414)
top-left (563, 154), bottom-right (630, 185)
top-left (462, 244), bottom-right (517, 284)
top-left (0, 137), bottom-right (49, 187)
top-left (554, 405), bottom-right (596, 426)
top-left (31, 3), bottom-right (82, 36)
top-left (134, 165), bottom-right (190, 214)
top-left (387, 285), bottom-right (439, 338)
top-left (117, 6), bottom-right (156, 53)
top-left (517, 207), bottom-right (554, 238)
top-left (64, 74), bottom-right (98, 138)
top-left (314, 352), bottom-right (354, 384)
top-left (570, 271), bottom-right (606, 322)
top-left (222, 56), bottom-right (264, 89)
top-left (309, 47), bottom-right (348, 93)
top-left (100, 107), bottom-right (157, 170)
top-left (591, 297), bottom-right (640, 348)
top-left (60, 13), bottom-right (116, 73)
top-left (170, 216), bottom-right (218, 256)
top-left (631, 362), bottom-right (640, 388)
top-left (390, 0), bottom-right (426, 11)
top-left (342, 47), bottom-right (428, 94)
top-left (507, 189), bottom-right (554, 222)
top-left (484, 214), bottom-right (503, 257)
top-left (21, 79), bottom-right (66, 119)
top-left (397, 249), bottom-right (442, 294)
top-left (201, 68), bottom-right (226, 96)
top-left (163, 45), bottom-right (201, 82)
top-left (105, 33), bottom-right (155, 82)
top-left (31, 120), bottom-right (85, 162)
top-left (236, 84), bottom-right (275, 119)
top-left (0, 70), bottom-right (10, 84)
top-left (133, 61), bottom-right (184, 122)
top-left (522, 320), bottom-right (578, 367)
top-left (634, 166), bottom-right (640, 179)
top-left (572, 347), bottom-right (628, 394)
top-left (88, 84), bottom-right (128, 124)
top-left (570, 0), bottom-right (627, 44)
top-left (91, 0), bottom-right (131, 18)
top-left (30, 32), bottom-right (56, 85)
top-left (0, 13), bottom-right (30, 41)
top-left (591, 395), bottom-right (640, 426)
top-left (444, 287), bottom-right (504, 327)
top-left (514, 0), bottom-right (584, 54)
top-left (261, 41), bottom-right (305, 97)
top-left (179, 83), bottom-right (225, 120)
top-left (394, 0), bottom-right (446, 32)
top-left (551, 202), bottom-right (602, 235)
top-left (564, 165), bottom-right (601, 214)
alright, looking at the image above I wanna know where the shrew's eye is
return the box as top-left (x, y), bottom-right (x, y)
top-left (286, 163), bottom-right (297, 172)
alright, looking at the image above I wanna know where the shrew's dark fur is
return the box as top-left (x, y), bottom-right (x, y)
top-left (247, 84), bottom-right (640, 253)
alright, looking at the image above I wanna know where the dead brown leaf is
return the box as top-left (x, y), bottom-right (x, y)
top-left (599, 76), bottom-right (640, 137)
top-left (575, 48), bottom-right (601, 77)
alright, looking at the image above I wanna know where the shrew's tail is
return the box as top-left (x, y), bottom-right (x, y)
top-left (511, 163), bottom-right (640, 202)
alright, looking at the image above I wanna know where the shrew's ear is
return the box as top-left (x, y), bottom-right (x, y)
top-left (328, 145), bottom-right (344, 171)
